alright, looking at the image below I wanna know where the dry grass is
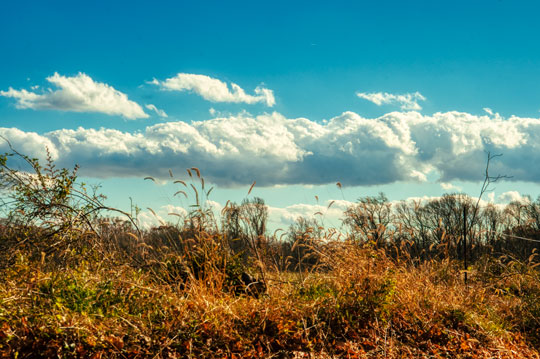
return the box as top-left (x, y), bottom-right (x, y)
top-left (1, 151), bottom-right (540, 358)
top-left (1, 237), bottom-right (540, 358)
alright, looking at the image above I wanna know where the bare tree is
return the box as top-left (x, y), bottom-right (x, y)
top-left (343, 192), bottom-right (392, 245)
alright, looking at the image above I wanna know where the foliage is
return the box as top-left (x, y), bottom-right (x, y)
top-left (1, 149), bottom-right (540, 357)
top-left (0, 144), bottom-right (137, 268)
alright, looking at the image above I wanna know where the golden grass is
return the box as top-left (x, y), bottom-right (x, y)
top-left (0, 152), bottom-right (539, 358)
top-left (1, 239), bottom-right (539, 358)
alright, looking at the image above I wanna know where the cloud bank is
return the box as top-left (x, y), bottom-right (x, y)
top-left (0, 110), bottom-right (539, 186)
top-left (269, 199), bottom-right (353, 226)
top-left (267, 191), bottom-right (531, 229)
top-left (150, 73), bottom-right (275, 107)
top-left (0, 73), bottom-right (148, 119)
top-left (137, 204), bottom-right (188, 229)
top-left (357, 91), bottom-right (426, 110)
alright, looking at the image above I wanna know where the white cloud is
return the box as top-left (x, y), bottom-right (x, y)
top-left (145, 104), bottom-right (168, 118)
top-left (0, 127), bottom-right (59, 162)
top-left (483, 108), bottom-right (503, 120)
top-left (150, 73), bottom-right (275, 107)
top-left (137, 210), bottom-right (166, 229)
top-left (410, 170), bottom-right (428, 182)
top-left (162, 204), bottom-right (188, 217)
top-left (496, 191), bottom-right (530, 204)
top-left (137, 205), bottom-right (188, 229)
top-left (268, 199), bottom-right (354, 228)
top-left (2, 109), bottom-right (540, 187)
top-left (440, 182), bottom-right (462, 191)
top-left (266, 193), bottom-right (535, 232)
top-left (1, 73), bottom-right (148, 119)
top-left (356, 91), bottom-right (426, 110)
top-left (205, 200), bottom-right (223, 212)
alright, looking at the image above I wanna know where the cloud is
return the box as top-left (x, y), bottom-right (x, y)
top-left (410, 170), bottom-right (427, 182)
top-left (205, 200), bottom-right (223, 212)
top-left (150, 73), bottom-right (275, 106)
top-left (1, 73), bottom-right (148, 119)
top-left (145, 104), bottom-right (168, 118)
top-left (356, 91), bottom-right (426, 110)
top-left (268, 199), bottom-right (354, 228)
top-left (137, 205), bottom-right (188, 229)
top-left (161, 204), bottom-right (189, 217)
top-left (137, 210), bottom-right (166, 229)
top-left (2, 110), bottom-right (540, 187)
top-left (0, 127), bottom-right (59, 162)
top-left (440, 182), bottom-right (462, 191)
top-left (496, 191), bottom-right (530, 204)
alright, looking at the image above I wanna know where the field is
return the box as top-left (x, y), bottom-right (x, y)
top-left (1, 150), bottom-right (540, 358)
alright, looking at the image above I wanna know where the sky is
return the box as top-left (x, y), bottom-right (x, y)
top-left (2, 0), bottom-right (540, 230)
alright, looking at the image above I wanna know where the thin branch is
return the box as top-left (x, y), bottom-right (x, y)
top-left (470, 152), bottom-right (511, 227)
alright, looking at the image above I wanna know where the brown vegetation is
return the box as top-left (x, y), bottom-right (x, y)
top-left (1, 149), bottom-right (540, 358)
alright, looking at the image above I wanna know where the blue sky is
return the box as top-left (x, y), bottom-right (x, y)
top-left (2, 0), bottom-right (540, 229)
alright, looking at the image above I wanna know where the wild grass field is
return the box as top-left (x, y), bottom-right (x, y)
top-left (1, 148), bottom-right (540, 358)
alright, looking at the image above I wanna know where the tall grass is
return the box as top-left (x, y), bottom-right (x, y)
top-left (1, 149), bottom-right (540, 357)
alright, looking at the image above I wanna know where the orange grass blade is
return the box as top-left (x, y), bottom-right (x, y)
top-left (248, 181), bottom-right (256, 195)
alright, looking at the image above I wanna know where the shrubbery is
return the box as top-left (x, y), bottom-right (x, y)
top-left (1, 148), bottom-right (540, 357)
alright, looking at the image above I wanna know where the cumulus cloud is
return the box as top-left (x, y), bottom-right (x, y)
top-left (497, 191), bottom-right (530, 204)
top-left (1, 73), bottom-right (148, 119)
top-left (0, 127), bottom-right (59, 162)
top-left (137, 205), bottom-right (188, 229)
top-left (267, 200), bottom-right (352, 231)
top-left (162, 204), bottom-right (189, 217)
top-left (2, 110), bottom-right (540, 186)
top-left (266, 192), bottom-right (536, 231)
top-left (440, 182), bottom-right (462, 191)
top-left (356, 91), bottom-right (426, 110)
top-left (205, 200), bottom-right (223, 212)
top-left (150, 73), bottom-right (275, 106)
top-left (145, 104), bottom-right (168, 118)
top-left (137, 210), bottom-right (166, 229)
